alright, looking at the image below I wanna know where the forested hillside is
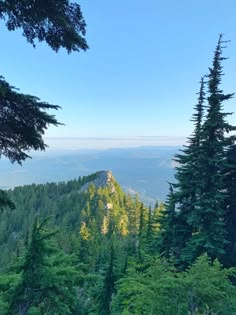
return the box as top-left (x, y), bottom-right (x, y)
top-left (0, 169), bottom-right (236, 314)
top-left (0, 171), bottom-right (153, 269)
top-left (0, 171), bottom-right (167, 314)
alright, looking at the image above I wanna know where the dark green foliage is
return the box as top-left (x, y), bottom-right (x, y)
top-left (191, 35), bottom-right (235, 262)
top-left (223, 144), bottom-right (236, 267)
top-left (158, 35), bottom-right (236, 268)
top-left (96, 221), bottom-right (116, 315)
top-left (0, 0), bottom-right (87, 166)
top-left (0, 76), bottom-right (61, 164)
top-left (0, 1), bottom-right (88, 210)
top-left (158, 184), bottom-right (177, 260)
top-left (0, 0), bottom-right (87, 165)
top-left (0, 190), bottom-right (15, 211)
top-left (0, 0), bottom-right (88, 53)
top-left (169, 77), bottom-right (206, 267)
top-left (145, 201), bottom-right (163, 254)
top-left (3, 217), bottom-right (79, 315)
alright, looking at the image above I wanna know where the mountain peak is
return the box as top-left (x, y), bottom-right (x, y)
top-left (78, 170), bottom-right (116, 194)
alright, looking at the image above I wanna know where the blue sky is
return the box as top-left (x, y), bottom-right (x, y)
top-left (1, 0), bottom-right (236, 143)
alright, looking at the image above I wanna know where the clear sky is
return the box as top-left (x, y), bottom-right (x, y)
top-left (1, 0), bottom-right (236, 142)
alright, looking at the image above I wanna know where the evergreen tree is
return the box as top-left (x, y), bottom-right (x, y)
top-left (111, 254), bottom-right (236, 315)
top-left (0, 190), bottom-right (15, 211)
top-left (159, 35), bottom-right (236, 267)
top-left (126, 195), bottom-right (141, 256)
top-left (158, 78), bottom-right (206, 267)
top-left (6, 217), bottom-right (79, 315)
top-left (137, 203), bottom-right (146, 260)
top-left (0, 0), bottom-right (88, 165)
top-left (172, 77), bottom-right (206, 267)
top-left (0, 77), bottom-right (61, 164)
top-left (158, 184), bottom-right (177, 260)
top-left (223, 143), bottom-right (236, 267)
top-left (0, 1), bottom-right (88, 210)
top-left (0, 1), bottom-right (88, 53)
top-left (189, 35), bottom-right (235, 262)
top-left (96, 218), bottom-right (116, 315)
top-left (146, 205), bottom-right (153, 242)
top-left (146, 202), bottom-right (163, 253)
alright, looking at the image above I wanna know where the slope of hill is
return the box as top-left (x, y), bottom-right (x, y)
top-left (0, 171), bottom-right (148, 268)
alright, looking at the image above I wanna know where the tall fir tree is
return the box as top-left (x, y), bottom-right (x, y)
top-left (172, 77), bottom-right (206, 267)
top-left (159, 35), bottom-right (236, 268)
top-left (189, 35), bottom-right (235, 262)
top-left (158, 78), bottom-right (206, 267)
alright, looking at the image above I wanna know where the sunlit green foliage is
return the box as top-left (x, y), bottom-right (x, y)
top-left (112, 254), bottom-right (236, 315)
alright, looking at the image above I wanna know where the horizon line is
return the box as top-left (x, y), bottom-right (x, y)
top-left (44, 136), bottom-right (187, 140)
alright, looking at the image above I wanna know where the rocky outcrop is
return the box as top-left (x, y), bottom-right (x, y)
top-left (77, 170), bottom-right (116, 194)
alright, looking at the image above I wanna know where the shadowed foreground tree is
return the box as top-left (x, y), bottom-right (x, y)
top-left (0, 0), bottom-right (88, 164)
top-left (0, 77), bottom-right (61, 164)
top-left (0, 0), bottom-right (88, 53)
top-left (0, 1), bottom-right (88, 207)
top-left (5, 218), bottom-right (79, 315)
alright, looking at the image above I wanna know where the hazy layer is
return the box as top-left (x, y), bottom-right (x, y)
top-left (40, 136), bottom-right (186, 154)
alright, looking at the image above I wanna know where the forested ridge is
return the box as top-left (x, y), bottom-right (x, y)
top-left (0, 171), bottom-right (148, 268)
top-left (1, 167), bottom-right (236, 314)
top-left (0, 170), bottom-right (167, 314)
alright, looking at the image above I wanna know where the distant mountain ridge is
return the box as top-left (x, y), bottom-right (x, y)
top-left (0, 146), bottom-right (178, 204)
